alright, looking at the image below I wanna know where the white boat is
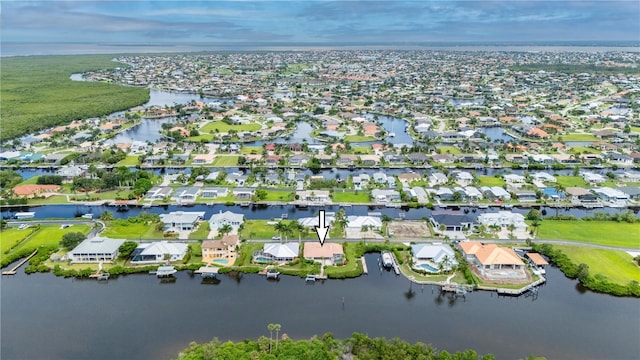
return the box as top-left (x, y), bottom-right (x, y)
top-left (381, 252), bottom-right (393, 268)
top-left (305, 274), bottom-right (316, 282)
top-left (388, 132), bottom-right (396, 137)
top-left (81, 213), bottom-right (93, 219)
top-left (156, 266), bottom-right (177, 277)
top-left (15, 212), bottom-right (35, 220)
top-left (266, 270), bottom-right (280, 279)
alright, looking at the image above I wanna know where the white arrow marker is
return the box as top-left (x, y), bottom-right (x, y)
top-left (315, 210), bottom-right (329, 246)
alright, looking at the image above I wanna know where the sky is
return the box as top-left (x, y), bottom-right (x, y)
top-left (2, 1), bottom-right (639, 45)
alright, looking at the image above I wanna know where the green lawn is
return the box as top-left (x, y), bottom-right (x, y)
top-left (102, 221), bottom-right (165, 239)
top-left (554, 133), bottom-right (598, 141)
top-left (212, 156), bottom-right (239, 166)
top-left (11, 225), bottom-right (91, 252)
top-left (0, 228), bottom-right (35, 253)
top-left (200, 121), bottom-right (261, 133)
top-left (555, 245), bottom-right (640, 285)
top-left (240, 220), bottom-right (310, 240)
top-left (332, 191), bottom-right (371, 203)
top-left (555, 176), bottom-right (588, 188)
top-left (70, 189), bottom-right (133, 201)
top-left (116, 155), bottom-right (140, 166)
top-left (567, 146), bottom-right (600, 155)
top-left (344, 135), bottom-right (376, 142)
top-left (323, 242), bottom-right (363, 278)
top-left (27, 195), bottom-right (69, 205)
top-left (438, 146), bottom-right (462, 155)
top-left (536, 220), bottom-right (640, 248)
top-left (17, 176), bottom-right (41, 186)
top-left (189, 222), bottom-right (210, 240)
top-left (262, 190), bottom-right (294, 202)
top-left (351, 146), bottom-right (372, 155)
top-left (240, 146), bottom-right (263, 155)
top-left (476, 176), bottom-right (506, 187)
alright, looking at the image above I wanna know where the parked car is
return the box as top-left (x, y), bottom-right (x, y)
top-left (271, 236), bottom-right (281, 240)
top-left (18, 224), bottom-right (29, 230)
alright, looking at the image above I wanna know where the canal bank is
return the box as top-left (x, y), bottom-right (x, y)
top-left (1, 255), bottom-right (638, 360)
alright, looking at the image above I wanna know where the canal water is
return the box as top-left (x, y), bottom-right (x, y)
top-left (1, 254), bottom-right (638, 360)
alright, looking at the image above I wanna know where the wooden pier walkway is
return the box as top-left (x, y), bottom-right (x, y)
top-left (390, 252), bottom-right (400, 275)
top-left (360, 256), bottom-right (368, 274)
top-left (2, 249), bottom-right (38, 275)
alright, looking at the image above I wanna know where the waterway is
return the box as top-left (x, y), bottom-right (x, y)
top-left (1, 255), bottom-right (638, 360)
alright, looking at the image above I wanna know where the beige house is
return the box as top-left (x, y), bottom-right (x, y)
top-left (201, 235), bottom-right (239, 265)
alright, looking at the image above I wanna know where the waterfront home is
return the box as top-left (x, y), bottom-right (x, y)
top-left (171, 187), bottom-right (200, 203)
top-left (43, 153), bottom-right (68, 164)
top-left (412, 187), bottom-right (430, 203)
top-left (346, 216), bottom-right (382, 230)
top-left (253, 243), bottom-right (299, 264)
top-left (397, 172), bottom-right (421, 186)
top-left (192, 154), bottom-right (214, 164)
top-left (581, 172), bottom-right (606, 184)
top-left (159, 211), bottom-right (205, 232)
top-left (477, 211), bottom-right (527, 232)
top-left (201, 235), bottom-right (239, 264)
top-left (200, 187), bottom-right (229, 199)
top-left (480, 186), bottom-right (511, 201)
top-left (130, 241), bottom-right (188, 264)
top-left (592, 187), bottom-right (630, 205)
top-left (531, 172), bottom-right (557, 183)
top-left (57, 165), bottom-right (86, 180)
top-left (503, 174), bottom-right (526, 186)
top-left (68, 237), bottom-right (125, 263)
top-left (458, 242), bottom-right (526, 279)
top-left (618, 186), bottom-right (640, 201)
top-left (12, 184), bottom-right (60, 198)
top-left (297, 190), bottom-right (331, 203)
top-left (432, 187), bottom-right (453, 201)
top-left (298, 214), bottom-right (335, 228)
top-left (371, 189), bottom-right (400, 203)
top-left (232, 187), bottom-right (254, 199)
top-left (463, 186), bottom-right (483, 201)
top-left (209, 211), bottom-right (244, 231)
top-left (515, 190), bottom-right (538, 202)
top-left (289, 154), bottom-right (310, 166)
top-left (303, 242), bottom-right (345, 266)
top-left (407, 153), bottom-right (429, 165)
top-left (428, 172), bottom-right (448, 186)
top-left (411, 244), bottom-right (458, 271)
top-left (227, 173), bottom-right (248, 186)
top-left (359, 154), bottom-right (380, 166)
top-left (430, 214), bottom-right (476, 232)
top-left (352, 174), bottom-right (371, 190)
top-left (145, 186), bottom-right (173, 200)
top-left (454, 171), bottom-right (474, 186)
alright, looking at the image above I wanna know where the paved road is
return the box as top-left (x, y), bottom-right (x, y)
top-left (482, 238), bottom-right (639, 252)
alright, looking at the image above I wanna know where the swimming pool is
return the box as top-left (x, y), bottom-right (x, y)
top-left (211, 259), bottom-right (228, 265)
top-left (418, 263), bottom-right (439, 272)
top-left (253, 256), bottom-right (273, 263)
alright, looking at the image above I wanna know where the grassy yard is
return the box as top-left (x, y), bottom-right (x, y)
top-left (212, 155), bottom-right (239, 166)
top-left (262, 190), bottom-right (294, 202)
top-left (200, 121), bottom-right (261, 133)
top-left (476, 176), bottom-right (506, 187)
top-left (567, 146), bottom-right (600, 155)
top-left (101, 221), bottom-right (165, 239)
top-left (438, 146), bottom-right (462, 155)
top-left (344, 135), bottom-right (376, 142)
top-left (116, 155), bottom-right (140, 166)
top-left (27, 195), bottom-right (69, 205)
top-left (189, 222), bottom-right (210, 240)
top-left (554, 133), bottom-right (599, 141)
top-left (12, 224), bottom-right (91, 252)
top-left (240, 146), bottom-right (263, 155)
top-left (1, 228), bottom-right (35, 253)
top-left (323, 242), bottom-right (363, 278)
top-left (351, 146), bottom-right (373, 155)
top-left (536, 220), bottom-right (640, 248)
top-left (332, 190), bottom-right (371, 203)
top-left (554, 245), bottom-right (640, 285)
top-left (235, 242), bottom-right (264, 266)
top-left (555, 176), bottom-right (588, 188)
top-left (240, 220), bottom-right (279, 240)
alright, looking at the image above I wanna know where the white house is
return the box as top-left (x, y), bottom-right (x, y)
top-left (346, 216), bottom-right (382, 230)
top-left (371, 189), bottom-right (400, 203)
top-left (532, 172), bottom-right (557, 183)
top-left (582, 172), bottom-right (606, 184)
top-left (253, 243), bottom-right (299, 263)
top-left (159, 211), bottom-right (205, 232)
top-left (209, 211), bottom-right (244, 231)
top-left (130, 241), bottom-right (188, 264)
top-left (411, 244), bottom-right (458, 271)
top-left (68, 237), bottom-right (125, 263)
top-left (477, 211), bottom-right (527, 232)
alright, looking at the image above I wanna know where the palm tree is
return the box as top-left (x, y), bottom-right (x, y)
top-left (273, 323), bottom-right (281, 351)
top-left (291, 221), bottom-right (306, 244)
top-left (219, 224), bottom-right (232, 236)
top-left (274, 221), bottom-right (288, 242)
top-left (267, 323), bottom-right (275, 353)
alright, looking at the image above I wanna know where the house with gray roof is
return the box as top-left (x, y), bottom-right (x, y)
top-left (209, 210), bottom-right (244, 230)
top-left (171, 187), bottom-right (200, 203)
top-left (159, 211), bottom-right (205, 232)
top-left (68, 237), bottom-right (125, 263)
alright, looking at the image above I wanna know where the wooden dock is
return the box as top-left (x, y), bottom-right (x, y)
top-left (2, 249), bottom-right (38, 275)
top-left (361, 256), bottom-right (368, 274)
top-left (389, 252), bottom-right (400, 275)
top-left (495, 277), bottom-right (546, 296)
